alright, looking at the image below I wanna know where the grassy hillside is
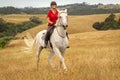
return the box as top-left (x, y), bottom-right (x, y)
top-left (16, 13), bottom-right (120, 38)
top-left (0, 14), bottom-right (46, 24)
top-left (0, 30), bottom-right (120, 80)
top-left (0, 14), bottom-right (120, 80)
top-left (1, 13), bottom-right (120, 37)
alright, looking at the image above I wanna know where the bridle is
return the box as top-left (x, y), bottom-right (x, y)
top-left (55, 12), bottom-right (68, 38)
top-left (56, 12), bottom-right (68, 28)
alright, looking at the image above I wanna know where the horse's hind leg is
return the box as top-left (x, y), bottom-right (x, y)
top-left (48, 51), bottom-right (55, 69)
top-left (36, 46), bottom-right (43, 70)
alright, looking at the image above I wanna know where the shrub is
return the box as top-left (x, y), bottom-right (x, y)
top-left (29, 16), bottom-right (42, 24)
top-left (93, 14), bottom-right (120, 30)
top-left (93, 22), bottom-right (101, 30)
top-left (0, 18), bottom-right (8, 33)
top-left (105, 14), bottom-right (115, 22)
top-left (0, 36), bottom-right (14, 48)
top-left (118, 17), bottom-right (120, 25)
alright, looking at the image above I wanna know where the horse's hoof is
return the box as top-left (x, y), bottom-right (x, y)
top-left (67, 46), bottom-right (70, 48)
top-left (64, 68), bottom-right (68, 72)
top-left (63, 69), bottom-right (68, 74)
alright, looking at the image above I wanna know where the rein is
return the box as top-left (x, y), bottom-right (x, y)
top-left (55, 11), bottom-right (68, 38)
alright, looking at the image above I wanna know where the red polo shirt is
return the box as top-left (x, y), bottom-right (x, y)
top-left (47, 9), bottom-right (58, 26)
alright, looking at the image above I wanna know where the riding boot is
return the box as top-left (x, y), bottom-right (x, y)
top-left (44, 26), bottom-right (55, 48)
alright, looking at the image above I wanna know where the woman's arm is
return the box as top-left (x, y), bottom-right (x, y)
top-left (47, 17), bottom-right (53, 24)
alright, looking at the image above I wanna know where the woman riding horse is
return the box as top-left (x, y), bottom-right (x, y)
top-left (44, 1), bottom-right (69, 48)
top-left (44, 1), bottom-right (58, 48)
top-left (24, 6), bottom-right (69, 71)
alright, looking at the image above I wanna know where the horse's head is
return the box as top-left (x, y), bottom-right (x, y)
top-left (58, 9), bottom-right (68, 29)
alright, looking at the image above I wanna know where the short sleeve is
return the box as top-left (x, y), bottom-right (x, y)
top-left (47, 10), bottom-right (51, 18)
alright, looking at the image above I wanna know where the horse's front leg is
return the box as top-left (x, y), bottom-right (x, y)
top-left (65, 37), bottom-right (70, 48)
top-left (53, 47), bottom-right (67, 71)
top-left (60, 48), bottom-right (66, 68)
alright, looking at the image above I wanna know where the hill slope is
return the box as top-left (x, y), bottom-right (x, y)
top-left (0, 14), bottom-right (46, 23)
top-left (1, 29), bottom-right (120, 80)
top-left (16, 13), bottom-right (120, 38)
top-left (0, 14), bottom-right (120, 80)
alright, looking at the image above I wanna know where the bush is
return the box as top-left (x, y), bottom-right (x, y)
top-left (93, 22), bottom-right (101, 30)
top-left (17, 21), bottom-right (38, 33)
top-left (29, 16), bottom-right (42, 24)
top-left (0, 18), bottom-right (9, 33)
top-left (118, 17), bottom-right (120, 25)
top-left (93, 14), bottom-right (120, 30)
top-left (4, 22), bottom-right (16, 36)
top-left (0, 36), bottom-right (14, 48)
top-left (105, 14), bottom-right (115, 22)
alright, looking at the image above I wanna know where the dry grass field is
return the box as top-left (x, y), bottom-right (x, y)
top-left (0, 14), bottom-right (47, 24)
top-left (0, 13), bottom-right (120, 80)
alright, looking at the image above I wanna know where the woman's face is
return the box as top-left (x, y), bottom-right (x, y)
top-left (51, 5), bottom-right (57, 9)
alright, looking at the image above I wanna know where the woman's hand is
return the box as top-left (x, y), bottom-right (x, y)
top-left (47, 18), bottom-right (56, 26)
top-left (50, 22), bottom-right (53, 24)
top-left (47, 18), bottom-right (52, 23)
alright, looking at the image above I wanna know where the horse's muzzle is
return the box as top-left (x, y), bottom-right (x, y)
top-left (66, 25), bottom-right (68, 27)
top-left (63, 25), bottom-right (68, 30)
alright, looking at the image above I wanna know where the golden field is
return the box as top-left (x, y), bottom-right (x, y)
top-left (0, 14), bottom-right (47, 24)
top-left (0, 13), bottom-right (120, 80)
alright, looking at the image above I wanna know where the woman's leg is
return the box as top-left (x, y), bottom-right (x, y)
top-left (44, 26), bottom-right (54, 48)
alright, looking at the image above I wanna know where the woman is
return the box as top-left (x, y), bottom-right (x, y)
top-left (44, 1), bottom-right (58, 48)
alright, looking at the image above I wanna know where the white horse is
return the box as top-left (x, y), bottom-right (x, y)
top-left (24, 9), bottom-right (69, 71)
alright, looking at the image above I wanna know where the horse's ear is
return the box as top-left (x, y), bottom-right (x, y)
top-left (58, 8), bottom-right (67, 13)
top-left (64, 9), bottom-right (67, 13)
top-left (57, 9), bottom-right (60, 12)
top-left (58, 9), bottom-right (62, 13)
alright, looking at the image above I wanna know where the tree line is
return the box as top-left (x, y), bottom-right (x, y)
top-left (0, 3), bottom-right (120, 15)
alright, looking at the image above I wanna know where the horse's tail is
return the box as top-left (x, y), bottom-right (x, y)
top-left (23, 33), bottom-right (36, 53)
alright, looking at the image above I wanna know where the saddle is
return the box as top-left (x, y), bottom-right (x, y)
top-left (42, 26), bottom-right (69, 48)
top-left (43, 26), bottom-right (56, 48)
